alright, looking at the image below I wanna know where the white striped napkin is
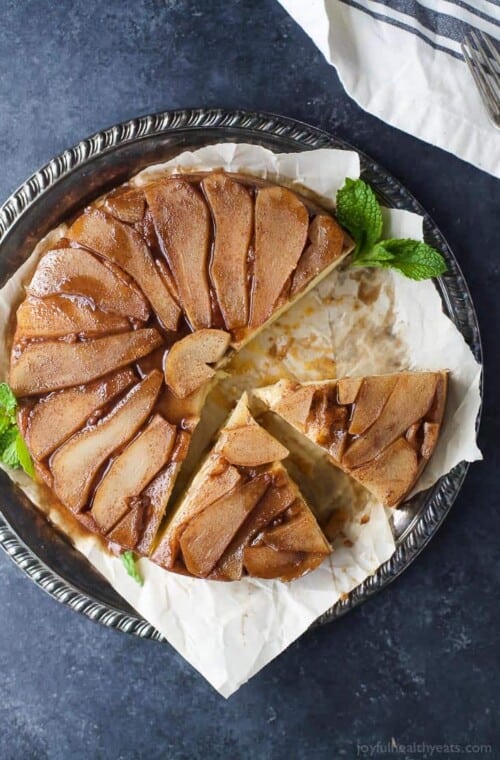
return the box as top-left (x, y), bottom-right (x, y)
top-left (278, 0), bottom-right (500, 177)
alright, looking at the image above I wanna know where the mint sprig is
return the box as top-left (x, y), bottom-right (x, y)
top-left (121, 551), bottom-right (144, 586)
top-left (0, 383), bottom-right (34, 477)
top-left (336, 179), bottom-right (447, 281)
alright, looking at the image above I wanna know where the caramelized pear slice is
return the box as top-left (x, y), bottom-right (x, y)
top-left (103, 188), bottom-right (146, 224)
top-left (135, 461), bottom-right (179, 555)
top-left (262, 503), bottom-right (330, 554)
top-left (337, 377), bottom-right (363, 405)
top-left (25, 369), bottom-right (136, 460)
top-left (145, 180), bottom-right (212, 330)
top-left (291, 215), bottom-right (345, 296)
top-left (273, 384), bottom-right (315, 431)
top-left (243, 545), bottom-right (325, 581)
top-left (202, 173), bottom-right (253, 330)
top-left (220, 425), bottom-right (289, 467)
top-left (67, 208), bottom-right (180, 331)
top-left (10, 328), bottom-right (162, 396)
top-left (217, 478), bottom-right (297, 581)
top-left (27, 248), bottom-right (149, 321)
top-left (348, 375), bottom-right (398, 436)
top-left (342, 373), bottom-right (439, 468)
top-left (152, 462), bottom-right (242, 570)
top-left (50, 370), bottom-right (162, 512)
top-left (92, 414), bottom-right (177, 532)
top-left (15, 295), bottom-right (130, 339)
top-left (250, 186), bottom-right (308, 328)
top-left (350, 437), bottom-right (419, 507)
top-left (179, 475), bottom-right (270, 577)
top-left (164, 328), bottom-right (230, 399)
top-left (107, 505), bottom-right (145, 550)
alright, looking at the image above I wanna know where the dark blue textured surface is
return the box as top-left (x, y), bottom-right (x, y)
top-left (0, 1), bottom-right (498, 758)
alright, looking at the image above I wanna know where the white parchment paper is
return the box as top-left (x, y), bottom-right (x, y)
top-left (0, 144), bottom-right (482, 697)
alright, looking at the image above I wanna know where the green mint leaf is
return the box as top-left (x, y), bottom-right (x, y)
top-left (0, 412), bottom-right (11, 436)
top-left (364, 239), bottom-right (448, 281)
top-left (0, 384), bottom-right (34, 477)
top-left (0, 427), bottom-right (18, 459)
top-left (121, 551), bottom-right (144, 586)
top-left (1, 430), bottom-right (21, 468)
top-left (0, 382), bottom-right (18, 423)
top-left (336, 178), bottom-right (383, 254)
top-left (15, 433), bottom-right (35, 477)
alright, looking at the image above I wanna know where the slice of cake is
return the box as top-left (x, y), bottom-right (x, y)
top-left (254, 372), bottom-right (448, 508)
top-left (152, 394), bottom-right (331, 581)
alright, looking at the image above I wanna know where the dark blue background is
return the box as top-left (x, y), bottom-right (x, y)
top-left (0, 1), bottom-right (498, 758)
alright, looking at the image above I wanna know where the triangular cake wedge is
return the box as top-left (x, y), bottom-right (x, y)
top-left (254, 372), bottom-right (448, 508)
top-left (152, 394), bottom-right (331, 581)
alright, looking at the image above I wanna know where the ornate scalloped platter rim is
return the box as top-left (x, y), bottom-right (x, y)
top-left (0, 108), bottom-right (482, 639)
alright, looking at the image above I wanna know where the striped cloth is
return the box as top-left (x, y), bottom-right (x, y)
top-left (278, 0), bottom-right (500, 177)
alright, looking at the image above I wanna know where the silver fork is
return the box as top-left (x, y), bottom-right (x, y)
top-left (461, 30), bottom-right (500, 128)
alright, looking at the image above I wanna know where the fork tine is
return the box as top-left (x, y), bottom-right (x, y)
top-left (479, 30), bottom-right (500, 74)
top-left (470, 30), bottom-right (500, 95)
top-left (461, 40), bottom-right (494, 107)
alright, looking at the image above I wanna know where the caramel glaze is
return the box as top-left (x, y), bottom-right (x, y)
top-left (11, 171), bottom-right (348, 570)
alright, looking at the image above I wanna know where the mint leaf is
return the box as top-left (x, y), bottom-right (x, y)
top-left (0, 427), bottom-right (18, 458)
top-left (0, 382), bottom-right (17, 423)
top-left (1, 434), bottom-right (20, 468)
top-left (0, 384), bottom-right (34, 477)
top-left (336, 178), bottom-right (447, 282)
top-left (358, 239), bottom-right (448, 281)
top-left (15, 433), bottom-right (35, 477)
top-left (336, 178), bottom-right (383, 254)
top-left (121, 551), bottom-right (144, 586)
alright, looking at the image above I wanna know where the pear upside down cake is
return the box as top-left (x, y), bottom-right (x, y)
top-left (8, 170), bottom-right (448, 582)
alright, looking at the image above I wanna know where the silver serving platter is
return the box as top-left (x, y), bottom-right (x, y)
top-left (0, 108), bottom-right (482, 639)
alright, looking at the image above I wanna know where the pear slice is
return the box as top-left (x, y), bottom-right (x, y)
top-left (103, 188), bottom-right (146, 224)
top-left (291, 215), bottom-right (345, 296)
top-left (164, 328), bottom-right (230, 399)
top-left (253, 380), bottom-right (314, 432)
top-left (179, 474), bottom-right (270, 577)
top-left (10, 328), bottom-right (162, 396)
top-left (219, 425), bottom-right (289, 467)
top-left (92, 414), bottom-right (177, 532)
top-left (250, 186), bottom-right (308, 328)
top-left (25, 368), bottom-right (136, 460)
top-left (107, 504), bottom-right (145, 550)
top-left (202, 173), bottom-right (253, 330)
top-left (261, 503), bottom-right (330, 554)
top-left (144, 179), bottom-right (212, 330)
top-left (216, 478), bottom-right (297, 580)
top-left (67, 208), bottom-right (180, 331)
top-left (135, 462), bottom-right (179, 555)
top-left (348, 375), bottom-right (398, 436)
top-left (50, 370), bottom-right (162, 512)
top-left (152, 461), bottom-right (242, 570)
top-left (342, 373), bottom-right (439, 468)
top-left (242, 545), bottom-right (325, 581)
top-left (15, 295), bottom-right (130, 339)
top-left (27, 248), bottom-right (149, 321)
top-left (337, 377), bottom-right (363, 405)
top-left (350, 437), bottom-right (419, 507)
